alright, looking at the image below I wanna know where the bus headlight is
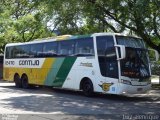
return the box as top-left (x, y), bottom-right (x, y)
top-left (121, 80), bottom-right (132, 85)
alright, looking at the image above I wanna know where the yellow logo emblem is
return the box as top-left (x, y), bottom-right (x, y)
top-left (99, 83), bottom-right (114, 91)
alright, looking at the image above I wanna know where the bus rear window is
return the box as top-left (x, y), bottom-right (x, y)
top-left (5, 47), bottom-right (11, 59)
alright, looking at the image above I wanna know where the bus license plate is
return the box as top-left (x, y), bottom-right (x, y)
top-left (137, 88), bottom-right (143, 91)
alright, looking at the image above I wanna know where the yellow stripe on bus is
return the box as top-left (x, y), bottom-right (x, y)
top-left (3, 58), bottom-right (56, 85)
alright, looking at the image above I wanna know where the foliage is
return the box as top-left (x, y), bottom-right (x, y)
top-left (0, 0), bottom-right (160, 54)
top-left (40, 0), bottom-right (160, 53)
top-left (151, 61), bottom-right (160, 75)
top-left (0, 0), bottom-right (54, 53)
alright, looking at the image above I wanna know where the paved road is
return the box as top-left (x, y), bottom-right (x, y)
top-left (0, 80), bottom-right (160, 120)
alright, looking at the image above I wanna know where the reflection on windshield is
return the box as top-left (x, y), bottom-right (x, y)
top-left (117, 36), bottom-right (145, 48)
top-left (121, 48), bottom-right (150, 78)
top-left (116, 36), bottom-right (150, 78)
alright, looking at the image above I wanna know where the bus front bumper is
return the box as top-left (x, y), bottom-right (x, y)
top-left (117, 83), bottom-right (151, 95)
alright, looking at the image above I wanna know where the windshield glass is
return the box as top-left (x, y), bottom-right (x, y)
top-left (117, 36), bottom-right (145, 48)
top-left (116, 36), bottom-right (150, 78)
top-left (121, 48), bottom-right (150, 78)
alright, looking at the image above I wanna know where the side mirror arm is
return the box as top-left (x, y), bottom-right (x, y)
top-left (148, 49), bottom-right (159, 62)
top-left (115, 45), bottom-right (126, 60)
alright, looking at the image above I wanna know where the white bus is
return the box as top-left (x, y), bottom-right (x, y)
top-left (3, 33), bottom-right (158, 96)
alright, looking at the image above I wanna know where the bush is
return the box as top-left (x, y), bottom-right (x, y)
top-left (151, 61), bottom-right (160, 75)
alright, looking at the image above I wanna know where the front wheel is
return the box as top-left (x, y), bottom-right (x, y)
top-left (82, 80), bottom-right (94, 97)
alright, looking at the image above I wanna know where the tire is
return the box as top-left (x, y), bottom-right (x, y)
top-left (14, 74), bottom-right (22, 88)
top-left (21, 75), bottom-right (29, 89)
top-left (82, 80), bottom-right (94, 97)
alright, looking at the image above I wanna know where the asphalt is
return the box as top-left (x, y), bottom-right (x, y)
top-left (0, 80), bottom-right (160, 120)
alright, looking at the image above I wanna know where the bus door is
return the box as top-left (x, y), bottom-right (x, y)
top-left (96, 36), bottom-right (118, 93)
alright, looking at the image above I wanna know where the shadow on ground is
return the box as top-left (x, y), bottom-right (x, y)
top-left (0, 83), bottom-right (160, 115)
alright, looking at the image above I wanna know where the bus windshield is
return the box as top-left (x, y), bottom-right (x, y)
top-left (116, 36), bottom-right (150, 78)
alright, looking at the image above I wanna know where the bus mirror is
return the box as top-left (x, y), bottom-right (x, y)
top-left (115, 45), bottom-right (126, 60)
top-left (148, 49), bottom-right (159, 62)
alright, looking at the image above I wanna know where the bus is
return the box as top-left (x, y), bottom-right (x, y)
top-left (3, 33), bottom-right (158, 96)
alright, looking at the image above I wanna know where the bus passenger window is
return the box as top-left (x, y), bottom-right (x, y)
top-left (43, 42), bottom-right (58, 57)
top-left (75, 37), bottom-right (94, 56)
top-left (58, 40), bottom-right (75, 56)
top-left (30, 43), bottom-right (43, 58)
top-left (11, 46), bottom-right (20, 58)
top-left (21, 45), bottom-right (31, 58)
top-left (15, 46), bottom-right (23, 58)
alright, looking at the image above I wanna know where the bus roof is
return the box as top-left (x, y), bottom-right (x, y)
top-left (5, 32), bottom-right (140, 47)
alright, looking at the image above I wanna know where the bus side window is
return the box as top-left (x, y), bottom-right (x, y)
top-left (15, 45), bottom-right (23, 58)
top-left (75, 37), bottom-right (94, 56)
top-left (43, 42), bottom-right (58, 57)
top-left (30, 43), bottom-right (43, 58)
top-left (58, 40), bottom-right (75, 56)
top-left (18, 45), bottom-right (31, 58)
top-left (11, 46), bottom-right (20, 58)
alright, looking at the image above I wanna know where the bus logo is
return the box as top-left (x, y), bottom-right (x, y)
top-left (99, 83), bottom-right (114, 91)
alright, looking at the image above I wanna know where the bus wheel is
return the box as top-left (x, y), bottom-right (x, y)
top-left (21, 75), bottom-right (29, 89)
top-left (14, 74), bottom-right (22, 88)
top-left (82, 79), bottom-right (93, 97)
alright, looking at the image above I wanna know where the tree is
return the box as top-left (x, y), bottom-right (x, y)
top-left (0, 0), bottom-right (159, 54)
top-left (151, 61), bottom-right (160, 75)
top-left (0, 0), bottom-right (54, 53)
top-left (42, 0), bottom-right (160, 53)
top-left (85, 0), bottom-right (160, 53)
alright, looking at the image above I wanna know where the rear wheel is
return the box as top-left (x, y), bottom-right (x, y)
top-left (14, 74), bottom-right (22, 88)
top-left (21, 75), bottom-right (29, 89)
top-left (82, 80), bottom-right (94, 97)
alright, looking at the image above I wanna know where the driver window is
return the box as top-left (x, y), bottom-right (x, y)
top-left (97, 36), bottom-right (118, 78)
